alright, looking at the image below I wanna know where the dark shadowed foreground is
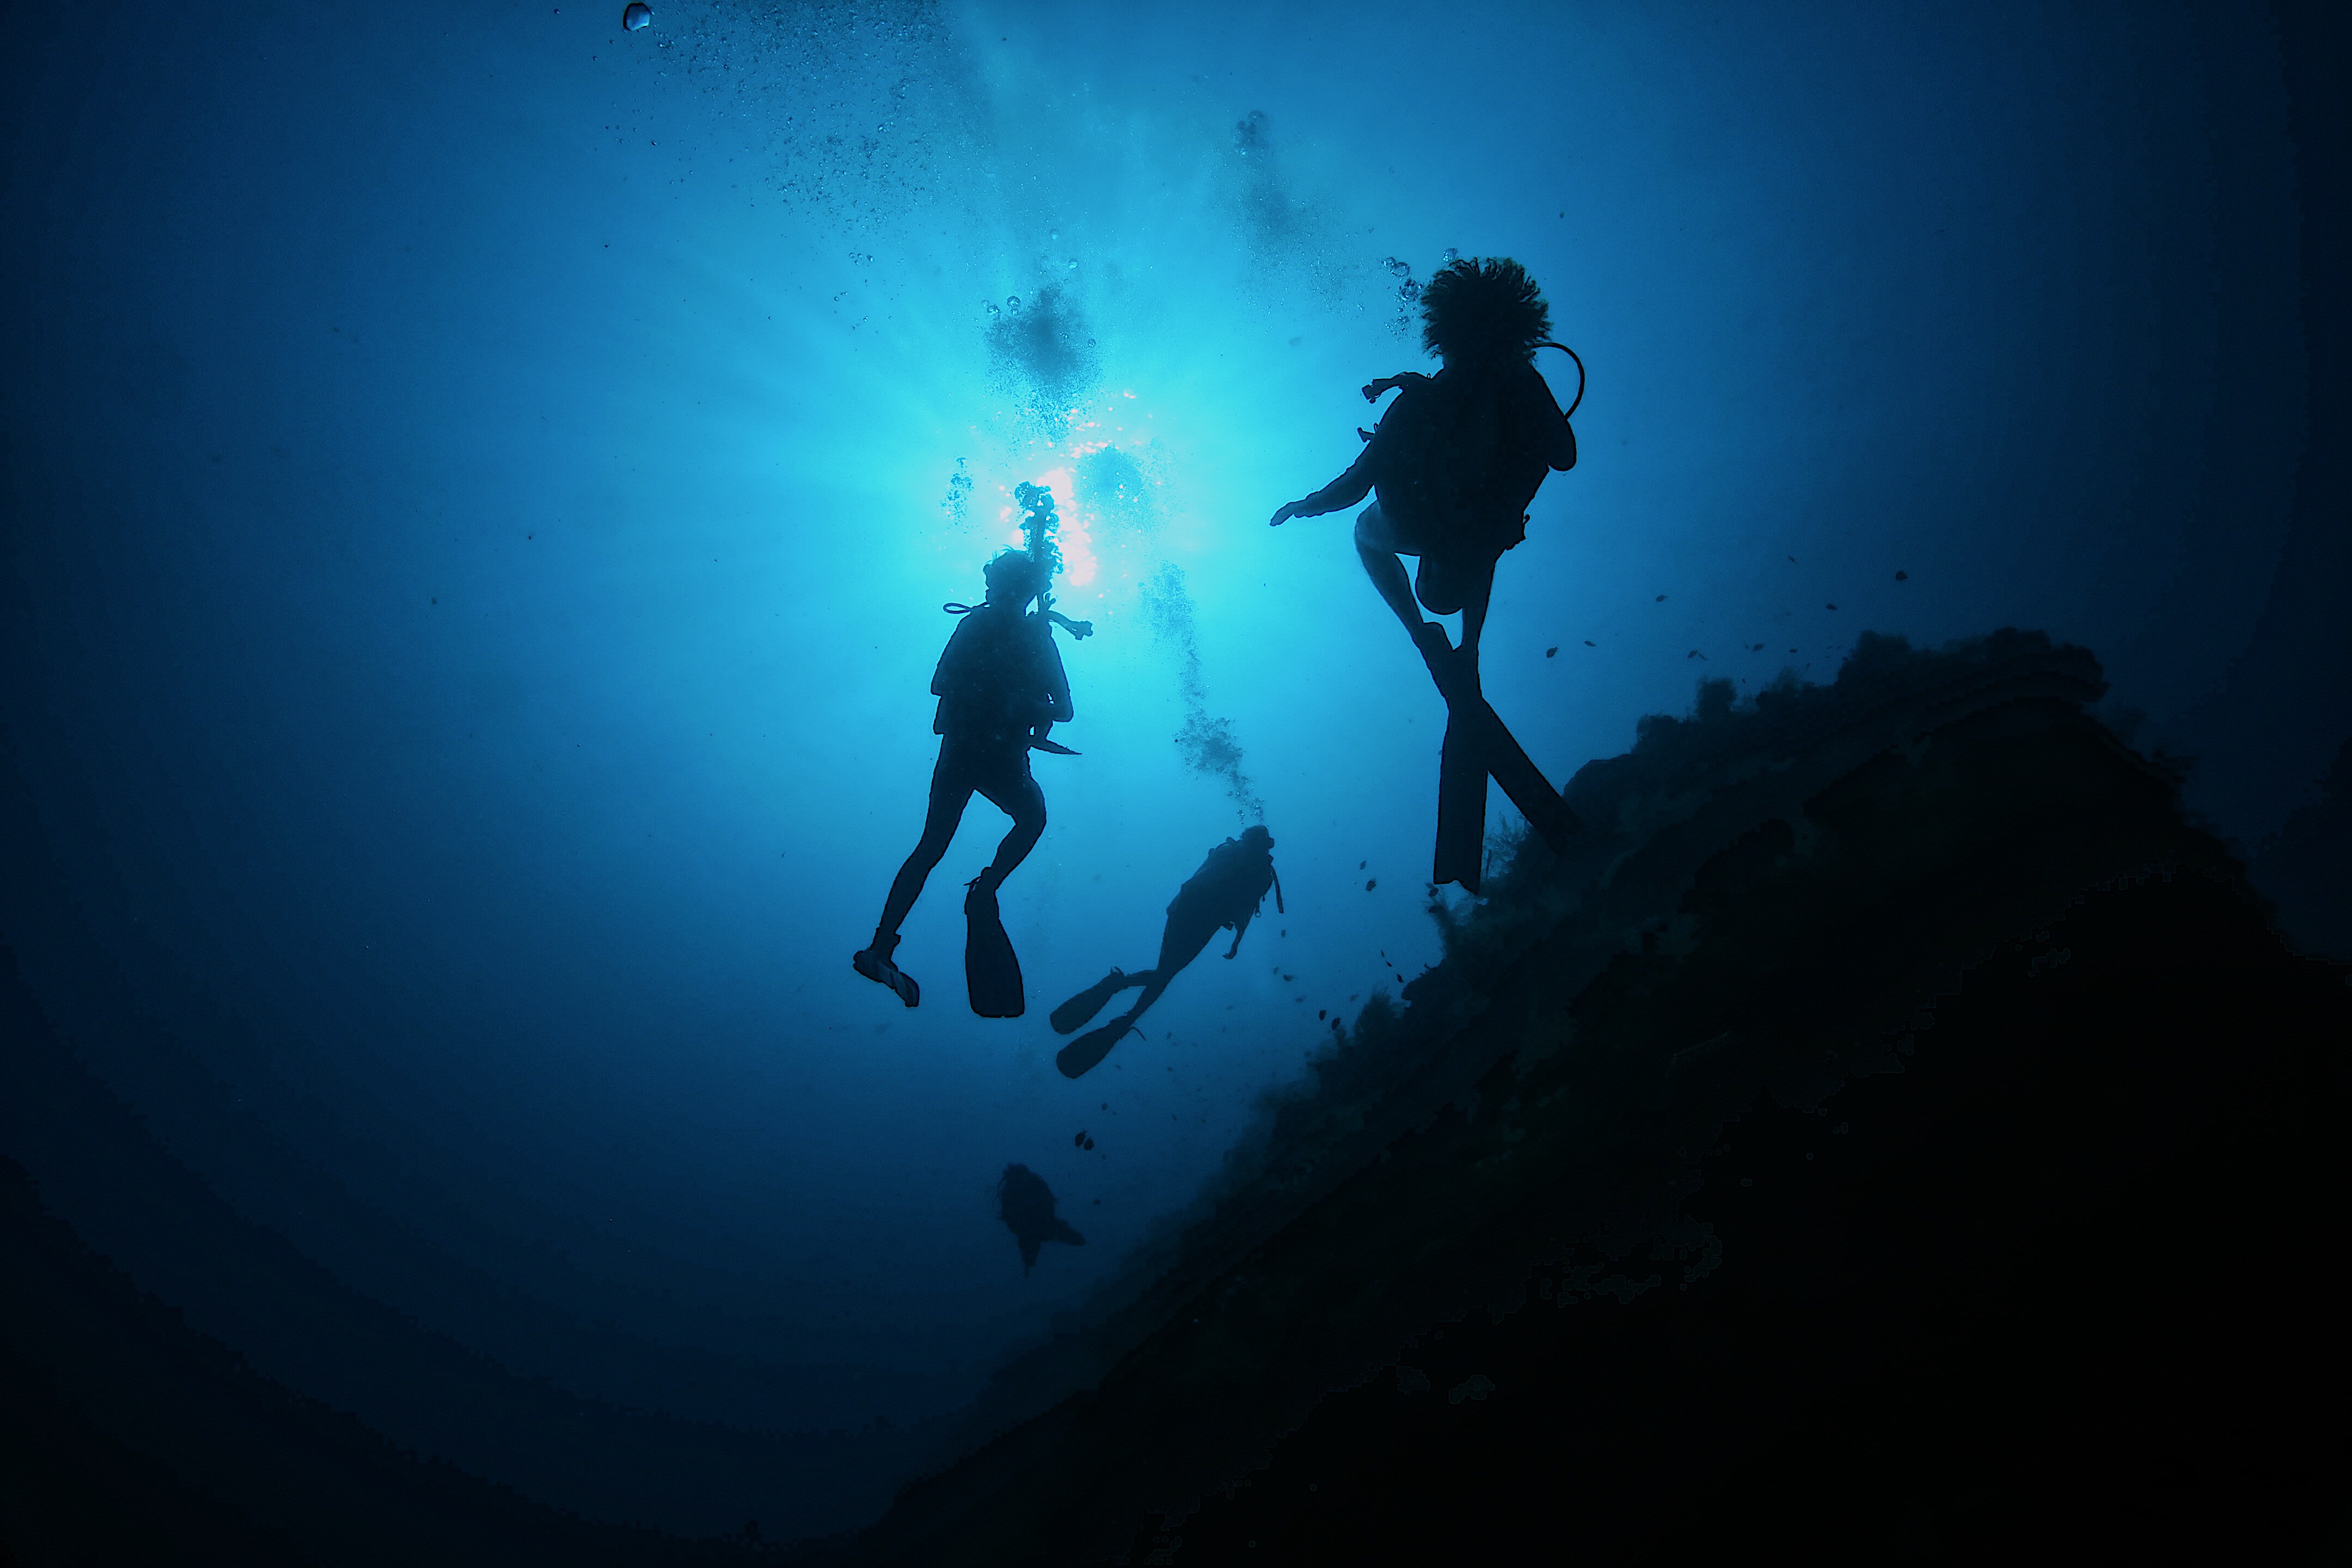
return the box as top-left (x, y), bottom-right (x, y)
top-left (4, 631), bottom-right (2343, 1564)
top-left (815, 630), bottom-right (2349, 1566)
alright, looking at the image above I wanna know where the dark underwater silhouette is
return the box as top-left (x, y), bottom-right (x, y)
top-left (962, 877), bottom-right (1023, 1020)
top-left (857, 481), bottom-right (1098, 1018)
top-left (854, 546), bottom-right (1074, 1018)
top-left (995, 1164), bottom-right (1083, 1276)
top-left (1270, 257), bottom-right (1584, 889)
top-left (5, 630), bottom-right (2345, 1564)
top-left (838, 628), bottom-right (2351, 1566)
top-left (1050, 826), bottom-right (1282, 1079)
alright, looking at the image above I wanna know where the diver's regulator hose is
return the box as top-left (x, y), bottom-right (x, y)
top-left (1358, 341), bottom-right (1585, 424)
top-left (1535, 340), bottom-right (1587, 419)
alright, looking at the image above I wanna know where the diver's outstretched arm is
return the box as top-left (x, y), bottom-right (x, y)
top-left (1271, 448), bottom-right (1376, 526)
top-left (1361, 371), bottom-right (1431, 402)
top-left (1223, 909), bottom-right (1253, 959)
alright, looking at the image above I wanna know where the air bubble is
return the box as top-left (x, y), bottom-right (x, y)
top-left (622, 2), bottom-right (652, 30)
top-left (1006, 295), bottom-right (1020, 310)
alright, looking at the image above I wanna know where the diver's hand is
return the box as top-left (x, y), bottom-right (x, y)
top-left (1362, 372), bottom-right (1429, 402)
top-left (1269, 500), bottom-right (1305, 526)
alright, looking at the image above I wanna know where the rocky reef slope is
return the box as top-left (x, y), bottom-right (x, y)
top-left (828, 630), bottom-right (2349, 1565)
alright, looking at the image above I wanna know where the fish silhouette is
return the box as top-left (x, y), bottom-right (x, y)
top-left (997, 1163), bottom-right (1085, 1275)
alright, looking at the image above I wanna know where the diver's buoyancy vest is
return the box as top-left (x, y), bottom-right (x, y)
top-left (1369, 362), bottom-right (1558, 555)
top-left (1172, 841), bottom-right (1276, 928)
top-left (933, 605), bottom-right (1058, 742)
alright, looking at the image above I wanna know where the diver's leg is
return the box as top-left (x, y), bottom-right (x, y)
top-left (1352, 504), bottom-right (1428, 638)
top-left (1114, 910), bottom-right (1222, 1027)
top-left (872, 753), bottom-right (973, 951)
top-left (971, 765), bottom-right (1047, 892)
top-left (856, 762), bottom-right (967, 1007)
top-left (1056, 910), bottom-right (1212, 1076)
top-left (1147, 909), bottom-right (1222, 990)
top-left (1456, 559), bottom-right (1497, 666)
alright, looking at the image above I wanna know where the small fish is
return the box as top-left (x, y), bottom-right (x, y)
top-left (1826, 603), bottom-right (1838, 611)
top-left (1365, 878), bottom-right (1378, 891)
top-left (1894, 570), bottom-right (1908, 581)
top-left (1545, 646), bottom-right (1558, 658)
top-left (1654, 594), bottom-right (1667, 602)
top-left (1583, 639), bottom-right (1596, 647)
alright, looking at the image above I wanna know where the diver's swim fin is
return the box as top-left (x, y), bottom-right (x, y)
top-left (964, 880), bottom-right (1026, 1018)
top-left (1050, 969), bottom-right (1131, 1034)
top-left (853, 946), bottom-right (920, 1008)
top-left (1413, 623), bottom-right (1580, 884)
top-left (1056, 1018), bottom-right (1132, 1079)
top-left (1435, 715), bottom-right (1487, 893)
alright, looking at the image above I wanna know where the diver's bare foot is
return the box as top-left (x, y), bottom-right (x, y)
top-left (854, 947), bottom-right (920, 1008)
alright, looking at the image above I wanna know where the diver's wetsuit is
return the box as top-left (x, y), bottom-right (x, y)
top-left (863, 601), bottom-right (1072, 993)
top-left (1288, 355), bottom-right (1575, 658)
top-left (1051, 831), bottom-right (1278, 1074)
top-left (1144, 838), bottom-right (1276, 984)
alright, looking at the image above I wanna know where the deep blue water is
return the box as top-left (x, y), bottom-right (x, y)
top-left (1, 0), bottom-right (2338, 1541)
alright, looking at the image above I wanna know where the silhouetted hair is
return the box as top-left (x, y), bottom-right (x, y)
top-left (984, 549), bottom-right (1043, 601)
top-left (1420, 256), bottom-right (1550, 363)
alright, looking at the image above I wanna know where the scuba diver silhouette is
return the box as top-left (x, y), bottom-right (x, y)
top-left (1269, 256), bottom-right (1583, 890)
top-left (854, 548), bottom-right (1073, 1016)
top-left (1049, 826), bottom-right (1281, 1079)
